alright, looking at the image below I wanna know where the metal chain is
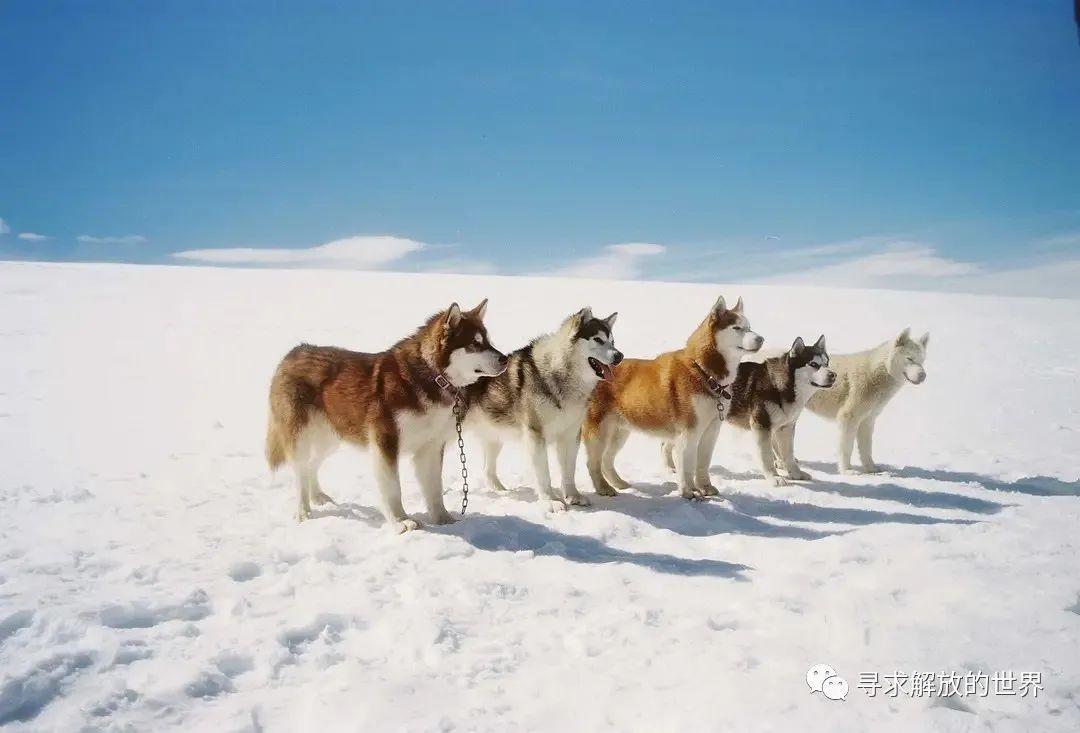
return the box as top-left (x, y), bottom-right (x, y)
top-left (452, 394), bottom-right (470, 516)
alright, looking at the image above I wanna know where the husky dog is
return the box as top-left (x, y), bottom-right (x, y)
top-left (265, 300), bottom-right (507, 531)
top-left (708, 335), bottom-right (836, 486)
top-left (466, 308), bottom-right (622, 512)
top-left (805, 328), bottom-right (928, 473)
top-left (583, 296), bottom-right (763, 500)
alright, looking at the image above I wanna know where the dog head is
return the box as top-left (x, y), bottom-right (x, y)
top-left (709, 296), bottom-right (764, 355)
top-left (888, 327), bottom-right (929, 385)
top-left (563, 307), bottom-right (622, 381)
top-left (789, 334), bottom-right (836, 390)
top-left (440, 299), bottom-right (508, 387)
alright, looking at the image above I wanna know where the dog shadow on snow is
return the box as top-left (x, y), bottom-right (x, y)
top-left (437, 514), bottom-right (751, 580)
top-left (800, 461), bottom-right (1079, 498)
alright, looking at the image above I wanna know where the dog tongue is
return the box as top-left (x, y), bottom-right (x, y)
top-left (598, 361), bottom-right (613, 381)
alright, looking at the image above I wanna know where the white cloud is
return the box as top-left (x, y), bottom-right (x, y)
top-left (77, 234), bottom-right (149, 245)
top-left (760, 242), bottom-right (981, 288)
top-left (0, 217), bottom-right (10, 235)
top-left (546, 242), bottom-right (667, 280)
top-left (17, 232), bottom-right (50, 242)
top-left (172, 235), bottom-right (426, 269)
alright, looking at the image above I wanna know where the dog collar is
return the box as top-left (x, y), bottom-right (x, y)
top-left (434, 373), bottom-right (460, 399)
top-left (693, 362), bottom-right (734, 400)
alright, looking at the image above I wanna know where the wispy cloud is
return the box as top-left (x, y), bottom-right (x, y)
top-left (77, 234), bottom-right (149, 245)
top-left (544, 242), bottom-right (667, 280)
top-left (17, 232), bottom-right (50, 242)
top-left (172, 235), bottom-right (426, 268)
top-left (0, 217), bottom-right (10, 236)
top-left (760, 242), bottom-right (981, 287)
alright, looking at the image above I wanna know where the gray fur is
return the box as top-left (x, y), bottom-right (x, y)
top-left (466, 308), bottom-right (621, 511)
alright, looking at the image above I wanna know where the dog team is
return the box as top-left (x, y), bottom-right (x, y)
top-left (266, 297), bottom-right (929, 532)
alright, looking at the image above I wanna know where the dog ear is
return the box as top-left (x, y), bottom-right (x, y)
top-left (895, 327), bottom-right (910, 345)
top-left (445, 303), bottom-right (462, 329)
top-left (789, 336), bottom-right (805, 357)
top-left (731, 296), bottom-right (744, 314)
top-left (711, 295), bottom-right (727, 313)
top-left (564, 307), bottom-right (590, 335)
top-left (469, 298), bottom-right (489, 321)
top-left (919, 331), bottom-right (929, 348)
top-left (814, 334), bottom-right (826, 351)
top-left (604, 312), bottom-right (618, 329)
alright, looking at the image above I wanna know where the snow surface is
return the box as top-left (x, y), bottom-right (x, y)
top-left (1, 261), bottom-right (1078, 732)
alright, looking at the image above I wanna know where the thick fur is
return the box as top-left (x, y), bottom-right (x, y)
top-left (265, 300), bottom-right (507, 531)
top-left (709, 335), bottom-right (836, 486)
top-left (805, 328), bottom-right (928, 473)
top-left (466, 308), bottom-right (621, 512)
top-left (583, 296), bottom-right (763, 499)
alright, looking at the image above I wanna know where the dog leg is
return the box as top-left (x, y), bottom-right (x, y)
top-left (661, 441), bottom-right (675, 473)
top-left (755, 428), bottom-right (787, 486)
top-left (556, 428), bottom-right (590, 507)
top-left (837, 412), bottom-right (859, 474)
top-left (585, 420), bottom-right (618, 497)
top-left (601, 427), bottom-right (632, 490)
top-left (857, 418), bottom-right (880, 473)
top-left (293, 460), bottom-right (313, 522)
top-left (777, 423), bottom-right (811, 481)
top-left (694, 417), bottom-right (721, 496)
top-left (673, 429), bottom-right (704, 499)
top-left (414, 443), bottom-right (454, 525)
top-left (482, 440), bottom-right (507, 492)
top-left (373, 442), bottom-right (420, 533)
top-left (525, 425), bottom-right (565, 512)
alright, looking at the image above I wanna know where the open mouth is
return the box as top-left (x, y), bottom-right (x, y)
top-left (812, 379), bottom-right (834, 388)
top-left (588, 357), bottom-right (613, 381)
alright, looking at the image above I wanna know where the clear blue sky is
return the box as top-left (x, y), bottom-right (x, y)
top-left (1, 0), bottom-right (1079, 287)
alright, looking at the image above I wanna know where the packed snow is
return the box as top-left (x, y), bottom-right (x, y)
top-left (1, 261), bottom-right (1078, 732)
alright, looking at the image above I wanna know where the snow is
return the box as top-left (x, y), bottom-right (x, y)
top-left (1, 260), bottom-right (1078, 732)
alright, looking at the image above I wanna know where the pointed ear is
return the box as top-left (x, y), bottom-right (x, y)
top-left (604, 312), bottom-right (618, 329)
top-left (711, 295), bottom-right (726, 313)
top-left (789, 336), bottom-right (805, 357)
top-left (919, 331), bottom-right (929, 348)
top-left (732, 296), bottom-right (744, 314)
top-left (469, 298), bottom-right (489, 321)
top-left (564, 307), bottom-right (589, 335)
top-left (894, 327), bottom-right (911, 345)
top-left (814, 334), bottom-right (826, 351)
top-left (445, 303), bottom-right (462, 329)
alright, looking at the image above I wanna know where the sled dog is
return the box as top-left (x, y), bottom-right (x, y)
top-left (265, 300), bottom-right (507, 531)
top-left (705, 335), bottom-right (836, 486)
top-left (583, 296), bottom-right (763, 499)
top-left (466, 308), bottom-right (622, 511)
top-left (805, 328), bottom-right (928, 473)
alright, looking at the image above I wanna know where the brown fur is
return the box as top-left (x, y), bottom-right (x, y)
top-left (266, 304), bottom-right (492, 470)
top-left (584, 308), bottom-right (737, 438)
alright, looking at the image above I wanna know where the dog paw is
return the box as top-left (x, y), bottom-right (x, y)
top-left (311, 490), bottom-right (337, 506)
top-left (429, 512), bottom-right (456, 526)
top-left (788, 470), bottom-right (812, 481)
top-left (547, 499), bottom-right (568, 513)
top-left (860, 464), bottom-right (882, 474)
top-left (392, 518), bottom-right (421, 534)
top-left (607, 477), bottom-right (631, 491)
top-left (695, 482), bottom-right (720, 496)
top-left (681, 487), bottom-right (705, 501)
top-left (488, 478), bottom-right (508, 492)
top-left (565, 493), bottom-right (591, 507)
top-left (839, 466), bottom-right (862, 475)
top-left (295, 507), bottom-right (311, 523)
top-left (769, 475), bottom-right (789, 487)
top-left (594, 485), bottom-right (619, 497)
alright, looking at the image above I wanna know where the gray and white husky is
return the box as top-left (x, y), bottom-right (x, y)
top-left (684, 335), bottom-right (836, 486)
top-left (466, 308), bottom-right (622, 511)
top-left (804, 328), bottom-right (929, 473)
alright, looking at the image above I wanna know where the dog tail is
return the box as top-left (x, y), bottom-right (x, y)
top-left (265, 344), bottom-right (333, 470)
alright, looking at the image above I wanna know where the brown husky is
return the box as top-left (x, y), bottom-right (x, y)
top-left (265, 300), bottom-right (507, 532)
top-left (583, 296), bottom-right (763, 499)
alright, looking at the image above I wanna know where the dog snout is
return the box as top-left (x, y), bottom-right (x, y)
top-left (825, 370), bottom-right (837, 386)
top-left (612, 350), bottom-right (624, 365)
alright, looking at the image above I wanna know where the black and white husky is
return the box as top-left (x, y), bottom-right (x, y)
top-left (711, 335), bottom-right (836, 486)
top-left (465, 308), bottom-right (622, 511)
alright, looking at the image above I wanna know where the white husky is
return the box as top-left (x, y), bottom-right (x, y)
top-left (804, 327), bottom-right (929, 473)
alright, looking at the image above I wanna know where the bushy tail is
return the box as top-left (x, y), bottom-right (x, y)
top-left (266, 420), bottom-right (287, 470)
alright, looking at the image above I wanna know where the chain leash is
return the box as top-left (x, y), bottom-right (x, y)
top-left (435, 373), bottom-right (470, 516)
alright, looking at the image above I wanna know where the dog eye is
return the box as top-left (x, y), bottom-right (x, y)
top-left (593, 337), bottom-right (603, 344)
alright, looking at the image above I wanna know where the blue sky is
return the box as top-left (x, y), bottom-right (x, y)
top-left (2, 1), bottom-right (1079, 294)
